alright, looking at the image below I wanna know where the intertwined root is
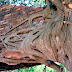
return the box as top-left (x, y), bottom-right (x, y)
top-left (1, 13), bottom-right (65, 72)
top-left (1, 0), bottom-right (53, 65)
top-left (2, 14), bottom-right (63, 64)
top-left (0, 0), bottom-right (72, 72)
top-left (1, 25), bottom-right (45, 64)
top-left (3, 25), bottom-right (44, 51)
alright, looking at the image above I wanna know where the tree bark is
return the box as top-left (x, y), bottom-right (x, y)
top-left (0, 0), bottom-right (72, 72)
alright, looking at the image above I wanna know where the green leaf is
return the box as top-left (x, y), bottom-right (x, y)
top-left (37, 0), bottom-right (39, 2)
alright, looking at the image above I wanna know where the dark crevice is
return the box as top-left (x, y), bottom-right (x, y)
top-left (17, 33), bottom-right (22, 35)
top-left (8, 41), bottom-right (15, 43)
top-left (32, 16), bottom-right (43, 21)
top-left (28, 59), bottom-right (36, 61)
top-left (49, 1), bottom-right (57, 11)
top-left (0, 48), bottom-right (2, 50)
top-left (65, 55), bottom-right (69, 60)
top-left (24, 57), bottom-right (30, 58)
top-left (33, 31), bottom-right (39, 35)
top-left (32, 35), bottom-right (40, 42)
top-left (10, 37), bottom-right (15, 39)
top-left (57, 49), bottom-right (58, 52)
top-left (3, 38), bottom-right (5, 40)
top-left (33, 49), bottom-right (43, 54)
top-left (5, 43), bottom-right (8, 46)
top-left (17, 30), bottom-right (32, 35)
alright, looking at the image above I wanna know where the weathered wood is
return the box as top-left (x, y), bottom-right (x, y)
top-left (5, 0), bottom-right (52, 35)
top-left (0, 0), bottom-right (72, 72)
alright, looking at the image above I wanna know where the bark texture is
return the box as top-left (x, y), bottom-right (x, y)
top-left (0, 0), bottom-right (72, 72)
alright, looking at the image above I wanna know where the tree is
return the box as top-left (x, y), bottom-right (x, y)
top-left (0, 0), bottom-right (46, 7)
top-left (0, 0), bottom-right (72, 72)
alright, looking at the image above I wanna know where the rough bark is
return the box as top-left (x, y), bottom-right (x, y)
top-left (0, 0), bottom-right (72, 72)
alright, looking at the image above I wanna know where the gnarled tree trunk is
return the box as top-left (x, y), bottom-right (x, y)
top-left (0, 0), bottom-right (72, 72)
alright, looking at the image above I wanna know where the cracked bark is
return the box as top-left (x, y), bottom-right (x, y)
top-left (0, 0), bottom-right (72, 72)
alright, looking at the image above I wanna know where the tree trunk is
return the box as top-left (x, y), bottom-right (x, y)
top-left (0, 0), bottom-right (72, 72)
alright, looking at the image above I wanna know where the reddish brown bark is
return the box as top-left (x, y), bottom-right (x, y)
top-left (0, 0), bottom-right (72, 72)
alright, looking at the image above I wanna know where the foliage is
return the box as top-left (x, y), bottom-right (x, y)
top-left (0, 63), bottom-right (70, 72)
top-left (0, 0), bottom-right (46, 7)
